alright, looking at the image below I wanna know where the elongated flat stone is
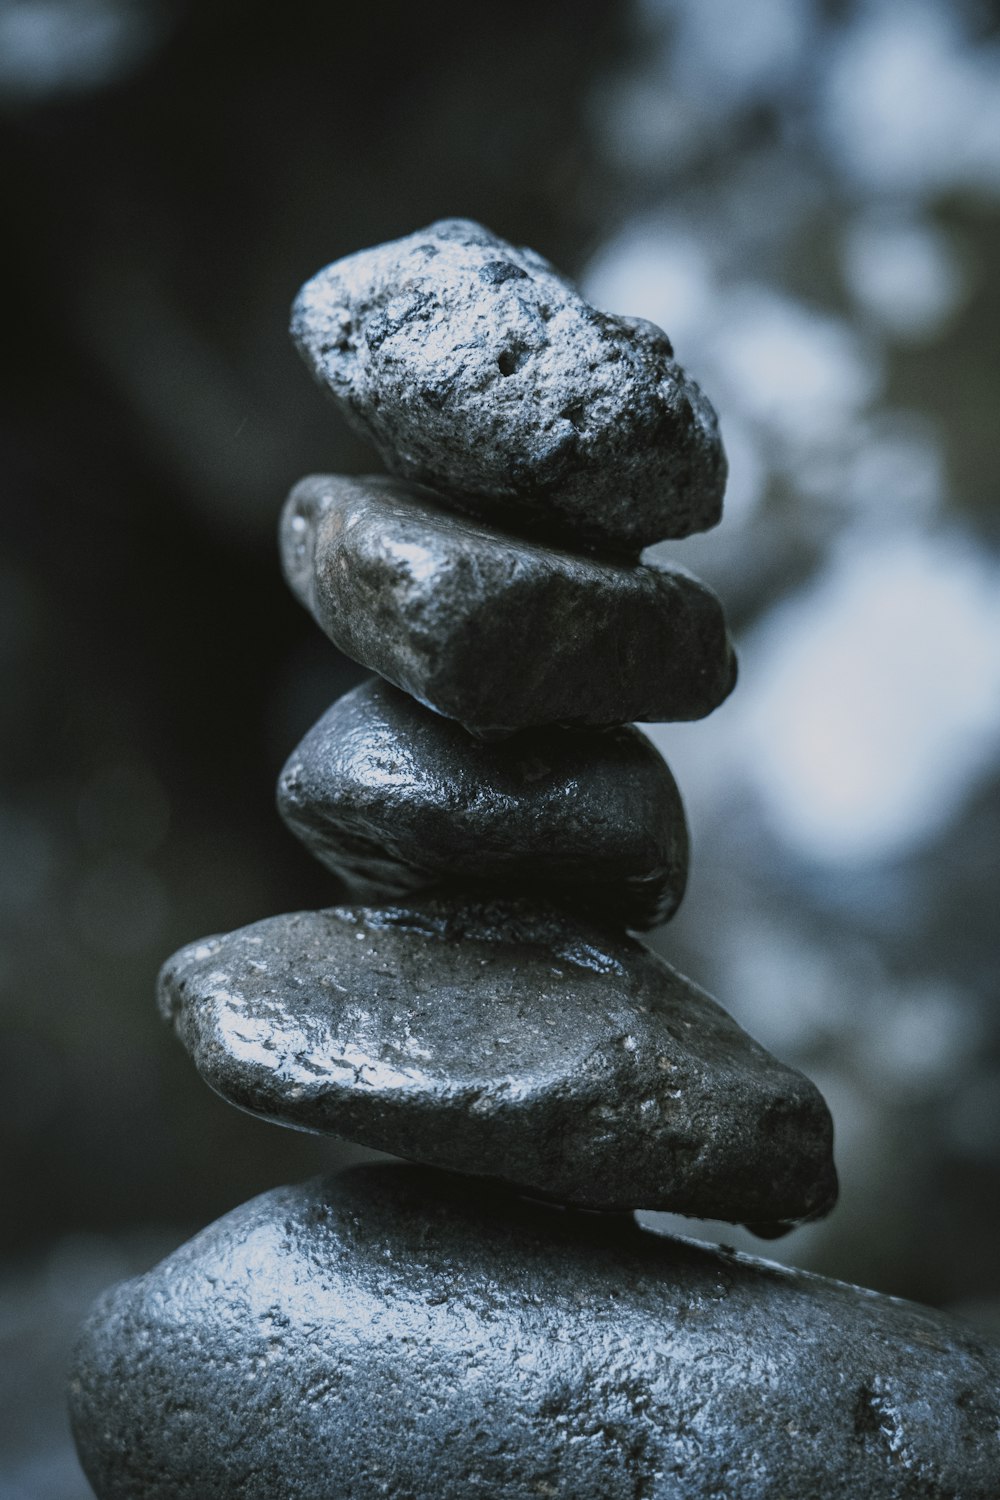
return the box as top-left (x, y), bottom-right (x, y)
top-left (292, 219), bottom-right (726, 556)
top-left (71, 1165), bottom-right (1000, 1500)
top-left (277, 677), bottom-right (688, 929)
top-left (280, 475), bottom-right (736, 737)
top-left (158, 898), bottom-right (835, 1226)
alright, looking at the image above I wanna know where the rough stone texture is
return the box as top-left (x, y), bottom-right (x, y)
top-left (71, 1165), bottom-right (1000, 1500)
top-left (291, 219), bottom-right (726, 556)
top-left (280, 474), bottom-right (737, 737)
top-left (158, 897), bottom-right (836, 1226)
top-left (277, 676), bottom-right (688, 929)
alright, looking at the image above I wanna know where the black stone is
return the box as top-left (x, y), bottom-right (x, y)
top-left (291, 219), bottom-right (726, 556)
top-left (277, 677), bottom-right (688, 929)
top-left (158, 897), bottom-right (836, 1225)
top-left (70, 1165), bottom-right (1000, 1500)
top-left (280, 475), bottom-right (737, 738)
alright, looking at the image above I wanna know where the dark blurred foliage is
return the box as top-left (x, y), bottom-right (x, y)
top-left (2, 1), bottom-right (1000, 1493)
top-left (1, 10), bottom-right (621, 1487)
top-left (0, 0), bottom-right (620, 1255)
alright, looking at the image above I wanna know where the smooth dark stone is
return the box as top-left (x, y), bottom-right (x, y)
top-left (280, 474), bottom-right (737, 738)
top-left (291, 219), bottom-right (726, 556)
top-left (158, 897), bottom-right (836, 1225)
top-left (277, 677), bottom-right (688, 929)
top-left (71, 1165), bottom-right (1000, 1500)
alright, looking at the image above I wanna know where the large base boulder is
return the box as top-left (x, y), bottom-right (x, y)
top-left (71, 1165), bottom-right (1000, 1499)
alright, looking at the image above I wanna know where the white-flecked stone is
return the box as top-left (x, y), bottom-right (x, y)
top-left (292, 219), bottom-right (726, 555)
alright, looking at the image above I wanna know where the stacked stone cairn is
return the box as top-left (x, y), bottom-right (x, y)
top-left (70, 222), bottom-right (1000, 1497)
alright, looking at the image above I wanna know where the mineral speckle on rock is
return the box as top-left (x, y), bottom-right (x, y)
top-left (277, 676), bottom-right (688, 928)
top-left (280, 473), bottom-right (737, 737)
top-left (291, 218), bottom-right (726, 555)
top-left (70, 1165), bottom-right (1000, 1500)
top-left (157, 897), bottom-right (836, 1226)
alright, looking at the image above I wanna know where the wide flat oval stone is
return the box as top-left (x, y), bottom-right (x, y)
top-left (280, 474), bottom-right (736, 738)
top-left (291, 219), bottom-right (726, 556)
top-left (277, 677), bottom-right (688, 929)
top-left (158, 898), bottom-right (836, 1226)
top-left (71, 1166), bottom-right (1000, 1500)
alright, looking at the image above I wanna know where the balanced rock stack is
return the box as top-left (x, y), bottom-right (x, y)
top-left (70, 222), bottom-right (1000, 1498)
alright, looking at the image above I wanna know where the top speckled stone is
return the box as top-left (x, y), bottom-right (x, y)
top-left (291, 218), bottom-right (726, 555)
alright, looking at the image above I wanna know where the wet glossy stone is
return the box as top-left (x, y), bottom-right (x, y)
top-left (71, 1165), bottom-right (1000, 1500)
top-left (158, 897), bottom-right (836, 1226)
top-left (291, 219), bottom-right (726, 556)
top-left (280, 474), bottom-right (737, 738)
top-left (277, 677), bottom-right (688, 929)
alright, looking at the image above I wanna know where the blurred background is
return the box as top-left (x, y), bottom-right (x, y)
top-left (2, 0), bottom-right (999, 1493)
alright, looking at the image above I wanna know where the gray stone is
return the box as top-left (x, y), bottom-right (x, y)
top-left (280, 475), bottom-right (737, 738)
top-left (291, 219), bottom-right (726, 556)
top-left (277, 677), bottom-right (688, 929)
top-left (157, 897), bottom-right (836, 1226)
top-left (70, 1165), bottom-right (1000, 1500)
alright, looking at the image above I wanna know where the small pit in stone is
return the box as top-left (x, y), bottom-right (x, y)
top-left (497, 348), bottom-right (527, 376)
top-left (560, 403), bottom-right (587, 431)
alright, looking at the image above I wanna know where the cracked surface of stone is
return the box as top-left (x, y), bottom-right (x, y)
top-left (291, 218), bottom-right (726, 556)
top-left (158, 897), bottom-right (836, 1225)
top-left (277, 677), bottom-right (688, 928)
top-left (70, 1165), bottom-right (1000, 1500)
top-left (280, 474), bottom-right (737, 738)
